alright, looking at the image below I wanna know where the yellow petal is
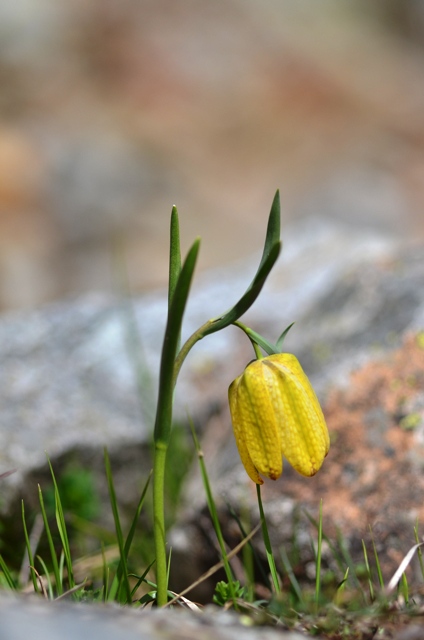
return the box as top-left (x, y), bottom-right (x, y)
top-left (238, 361), bottom-right (283, 480)
top-left (229, 377), bottom-right (263, 484)
top-left (228, 352), bottom-right (329, 483)
top-left (263, 353), bottom-right (329, 476)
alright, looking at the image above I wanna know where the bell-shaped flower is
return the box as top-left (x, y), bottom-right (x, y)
top-left (228, 353), bottom-right (329, 484)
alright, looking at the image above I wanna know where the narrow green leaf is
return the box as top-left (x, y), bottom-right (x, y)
top-left (362, 539), bottom-right (374, 602)
top-left (101, 544), bottom-right (110, 602)
top-left (154, 238), bottom-right (200, 445)
top-left (280, 545), bottom-right (304, 605)
top-left (0, 554), bottom-right (16, 590)
top-left (276, 322), bottom-right (295, 351)
top-left (47, 457), bottom-right (75, 588)
top-left (334, 567), bottom-right (350, 606)
top-left (36, 554), bottom-right (54, 599)
top-left (168, 206), bottom-right (182, 309)
top-left (104, 448), bottom-right (132, 604)
top-left (236, 324), bottom-right (279, 356)
top-left (130, 560), bottom-right (156, 599)
top-left (258, 189), bottom-right (281, 272)
top-left (256, 484), bottom-right (280, 594)
top-left (304, 510), bottom-right (351, 580)
top-left (21, 500), bottom-right (40, 593)
top-left (315, 499), bottom-right (323, 611)
top-left (108, 470), bottom-right (152, 601)
top-left (227, 503), bottom-right (270, 590)
top-left (38, 484), bottom-right (62, 596)
top-left (189, 418), bottom-right (237, 605)
top-left (414, 520), bottom-right (424, 581)
top-left (369, 526), bottom-right (384, 589)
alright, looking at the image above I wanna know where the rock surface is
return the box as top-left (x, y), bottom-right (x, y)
top-left (0, 593), bottom-right (310, 640)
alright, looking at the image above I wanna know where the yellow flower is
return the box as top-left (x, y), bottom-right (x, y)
top-left (228, 353), bottom-right (329, 484)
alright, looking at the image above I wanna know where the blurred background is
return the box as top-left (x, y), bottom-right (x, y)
top-left (1, 0), bottom-right (424, 311)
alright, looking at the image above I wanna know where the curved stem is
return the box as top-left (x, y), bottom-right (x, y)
top-left (172, 319), bottom-right (216, 387)
top-left (233, 321), bottom-right (264, 360)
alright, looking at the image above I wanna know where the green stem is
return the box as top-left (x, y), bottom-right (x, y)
top-left (153, 443), bottom-right (168, 606)
top-left (233, 321), bottom-right (264, 359)
top-left (256, 484), bottom-right (281, 594)
top-left (172, 319), bottom-right (215, 387)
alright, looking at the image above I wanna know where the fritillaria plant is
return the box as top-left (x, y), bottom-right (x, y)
top-left (152, 192), bottom-right (329, 605)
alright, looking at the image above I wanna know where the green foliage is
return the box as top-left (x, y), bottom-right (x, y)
top-left (213, 580), bottom-right (247, 606)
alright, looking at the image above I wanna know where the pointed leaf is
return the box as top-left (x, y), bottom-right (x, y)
top-left (241, 326), bottom-right (279, 356)
top-left (104, 448), bottom-right (131, 604)
top-left (276, 322), bottom-right (295, 351)
top-left (168, 206), bottom-right (182, 309)
top-left (154, 238), bottom-right (200, 445)
top-left (258, 190), bottom-right (281, 272)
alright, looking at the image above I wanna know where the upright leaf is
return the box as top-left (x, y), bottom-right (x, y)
top-left (154, 237), bottom-right (200, 445)
top-left (168, 206), bottom-right (182, 309)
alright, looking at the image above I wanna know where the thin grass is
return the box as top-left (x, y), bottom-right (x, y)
top-left (227, 502), bottom-right (271, 591)
top-left (36, 554), bottom-right (54, 599)
top-left (21, 501), bottom-right (40, 593)
top-left (280, 545), bottom-right (305, 606)
top-left (256, 485), bottom-right (281, 595)
top-left (314, 499), bottom-right (323, 610)
top-left (38, 484), bottom-right (62, 596)
top-left (0, 554), bottom-right (16, 590)
top-left (47, 457), bottom-right (75, 589)
top-left (189, 418), bottom-right (238, 606)
top-left (103, 448), bottom-right (132, 604)
top-left (414, 520), bottom-right (424, 581)
top-left (362, 539), bottom-right (374, 602)
top-left (369, 526), bottom-right (385, 590)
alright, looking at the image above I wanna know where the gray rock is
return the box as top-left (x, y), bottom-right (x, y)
top-left (0, 592), bottom-right (314, 640)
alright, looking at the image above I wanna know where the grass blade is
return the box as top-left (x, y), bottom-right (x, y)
top-left (189, 419), bottom-right (237, 604)
top-left (414, 520), bottom-right (424, 582)
top-left (315, 499), bottom-right (323, 611)
top-left (334, 567), bottom-right (349, 606)
top-left (369, 526), bottom-right (384, 589)
top-left (36, 554), bottom-right (54, 599)
top-left (0, 555), bottom-right (16, 590)
top-left (104, 448), bottom-right (132, 604)
top-left (38, 484), bottom-right (62, 596)
top-left (362, 539), bottom-right (374, 602)
top-left (107, 469), bottom-right (152, 602)
top-left (280, 545), bottom-right (304, 605)
top-left (256, 484), bottom-right (280, 594)
top-left (47, 457), bottom-right (75, 588)
top-left (21, 501), bottom-right (40, 593)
